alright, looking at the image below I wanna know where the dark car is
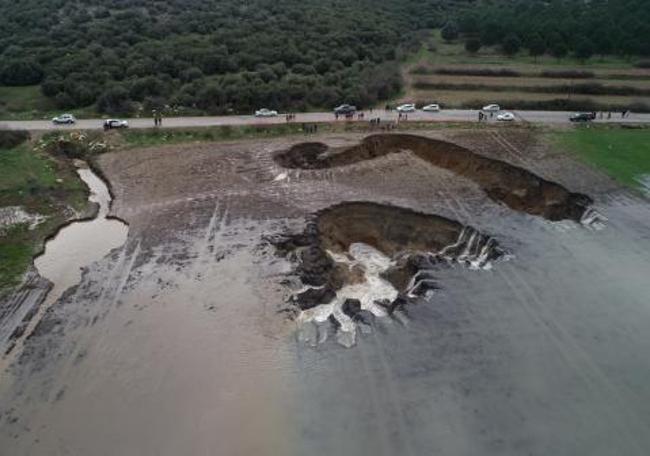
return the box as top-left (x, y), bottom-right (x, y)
top-left (333, 104), bottom-right (357, 115)
top-left (570, 112), bottom-right (596, 122)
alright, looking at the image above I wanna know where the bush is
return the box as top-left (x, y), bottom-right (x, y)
top-left (0, 59), bottom-right (44, 86)
top-left (465, 38), bottom-right (482, 54)
top-left (441, 22), bottom-right (459, 42)
top-left (0, 130), bottom-right (30, 149)
top-left (97, 85), bottom-right (133, 114)
top-left (540, 70), bottom-right (595, 79)
top-left (434, 67), bottom-right (520, 77)
top-left (502, 34), bottom-right (522, 56)
top-left (635, 60), bottom-right (650, 68)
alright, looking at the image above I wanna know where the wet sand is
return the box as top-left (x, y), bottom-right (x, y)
top-left (1, 129), bottom-right (649, 455)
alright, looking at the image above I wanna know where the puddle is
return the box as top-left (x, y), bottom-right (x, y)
top-left (4, 164), bottom-right (128, 360)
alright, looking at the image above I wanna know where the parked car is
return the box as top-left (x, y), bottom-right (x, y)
top-left (52, 114), bottom-right (76, 125)
top-left (103, 119), bottom-right (128, 129)
top-left (482, 104), bottom-right (500, 112)
top-left (255, 108), bottom-right (278, 117)
top-left (396, 103), bottom-right (416, 113)
top-left (569, 112), bottom-right (596, 122)
top-left (333, 104), bottom-right (356, 115)
top-left (496, 112), bottom-right (515, 122)
top-left (422, 104), bottom-right (441, 112)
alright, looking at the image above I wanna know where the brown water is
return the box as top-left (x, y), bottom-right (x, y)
top-left (3, 165), bottom-right (128, 366)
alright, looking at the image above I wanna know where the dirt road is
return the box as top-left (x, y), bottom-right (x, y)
top-left (2, 109), bottom-right (650, 131)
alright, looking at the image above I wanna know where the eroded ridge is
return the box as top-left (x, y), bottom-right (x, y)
top-left (271, 202), bottom-right (504, 347)
top-left (274, 134), bottom-right (594, 222)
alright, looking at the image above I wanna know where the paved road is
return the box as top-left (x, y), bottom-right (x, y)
top-left (2, 109), bottom-right (649, 131)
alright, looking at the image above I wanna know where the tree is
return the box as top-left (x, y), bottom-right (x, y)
top-left (441, 22), bottom-right (459, 42)
top-left (550, 41), bottom-right (568, 60)
top-left (528, 34), bottom-right (546, 62)
top-left (465, 38), bottom-right (482, 54)
top-left (575, 38), bottom-right (594, 61)
top-left (97, 84), bottom-right (132, 114)
top-left (502, 34), bottom-right (521, 56)
top-left (0, 59), bottom-right (43, 86)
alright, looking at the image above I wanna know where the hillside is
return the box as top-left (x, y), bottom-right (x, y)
top-left (0, 0), bottom-right (445, 115)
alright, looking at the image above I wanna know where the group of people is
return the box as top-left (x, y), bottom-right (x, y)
top-left (334, 112), bottom-right (357, 120)
top-left (285, 113), bottom-right (296, 122)
top-left (301, 123), bottom-right (318, 133)
top-left (478, 111), bottom-right (494, 121)
top-left (152, 110), bottom-right (163, 126)
top-left (397, 112), bottom-right (409, 121)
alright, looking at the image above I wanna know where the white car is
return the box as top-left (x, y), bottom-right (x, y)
top-left (255, 108), bottom-right (278, 117)
top-left (422, 104), bottom-right (441, 112)
top-left (396, 103), bottom-right (416, 113)
top-left (496, 112), bottom-right (515, 122)
top-left (103, 119), bottom-right (128, 129)
top-left (52, 114), bottom-right (76, 124)
top-left (482, 104), bottom-right (500, 112)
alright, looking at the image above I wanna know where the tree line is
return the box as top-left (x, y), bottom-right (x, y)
top-left (0, 0), bottom-right (445, 114)
top-left (446, 0), bottom-right (650, 60)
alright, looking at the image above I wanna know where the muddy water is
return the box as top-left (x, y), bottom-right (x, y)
top-left (2, 135), bottom-right (650, 455)
top-left (2, 166), bottom-right (129, 363)
top-left (35, 167), bottom-right (128, 296)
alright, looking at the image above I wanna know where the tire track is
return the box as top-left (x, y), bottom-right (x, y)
top-left (439, 179), bottom-right (650, 454)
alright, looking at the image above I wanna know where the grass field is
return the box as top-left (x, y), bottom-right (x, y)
top-left (0, 142), bottom-right (88, 290)
top-left (401, 31), bottom-right (650, 111)
top-left (554, 127), bottom-right (650, 188)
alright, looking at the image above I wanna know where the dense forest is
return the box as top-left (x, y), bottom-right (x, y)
top-left (451, 0), bottom-right (650, 59)
top-left (0, 0), bottom-right (447, 114)
top-left (0, 0), bottom-right (648, 115)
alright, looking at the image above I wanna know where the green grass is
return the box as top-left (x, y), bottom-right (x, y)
top-left (554, 127), bottom-right (650, 187)
top-left (0, 224), bottom-right (34, 289)
top-left (0, 143), bottom-right (89, 292)
top-left (0, 145), bottom-right (58, 196)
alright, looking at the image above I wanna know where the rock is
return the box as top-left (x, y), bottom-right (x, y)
top-left (342, 298), bottom-right (361, 318)
top-left (294, 286), bottom-right (336, 310)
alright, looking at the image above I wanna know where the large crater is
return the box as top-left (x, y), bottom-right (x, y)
top-left (272, 202), bottom-right (504, 347)
top-left (273, 134), bottom-right (593, 222)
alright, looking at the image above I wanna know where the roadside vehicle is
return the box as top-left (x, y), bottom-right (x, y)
top-left (254, 108), bottom-right (278, 117)
top-left (333, 104), bottom-right (356, 115)
top-left (569, 112), bottom-right (595, 122)
top-left (482, 104), bottom-right (500, 112)
top-left (496, 112), bottom-right (515, 121)
top-left (396, 103), bottom-right (416, 113)
top-left (103, 119), bottom-right (128, 129)
top-left (52, 114), bottom-right (76, 125)
top-left (422, 104), bottom-right (441, 112)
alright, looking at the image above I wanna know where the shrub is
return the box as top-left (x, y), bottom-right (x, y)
top-left (0, 130), bottom-right (30, 149)
top-left (465, 38), bottom-right (482, 54)
top-left (434, 67), bottom-right (520, 77)
top-left (0, 60), bottom-right (44, 86)
top-left (540, 70), bottom-right (595, 79)
top-left (441, 22), bottom-right (459, 42)
top-left (502, 34), bottom-right (522, 56)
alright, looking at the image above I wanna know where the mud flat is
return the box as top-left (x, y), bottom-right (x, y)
top-left (1, 130), bottom-right (649, 455)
